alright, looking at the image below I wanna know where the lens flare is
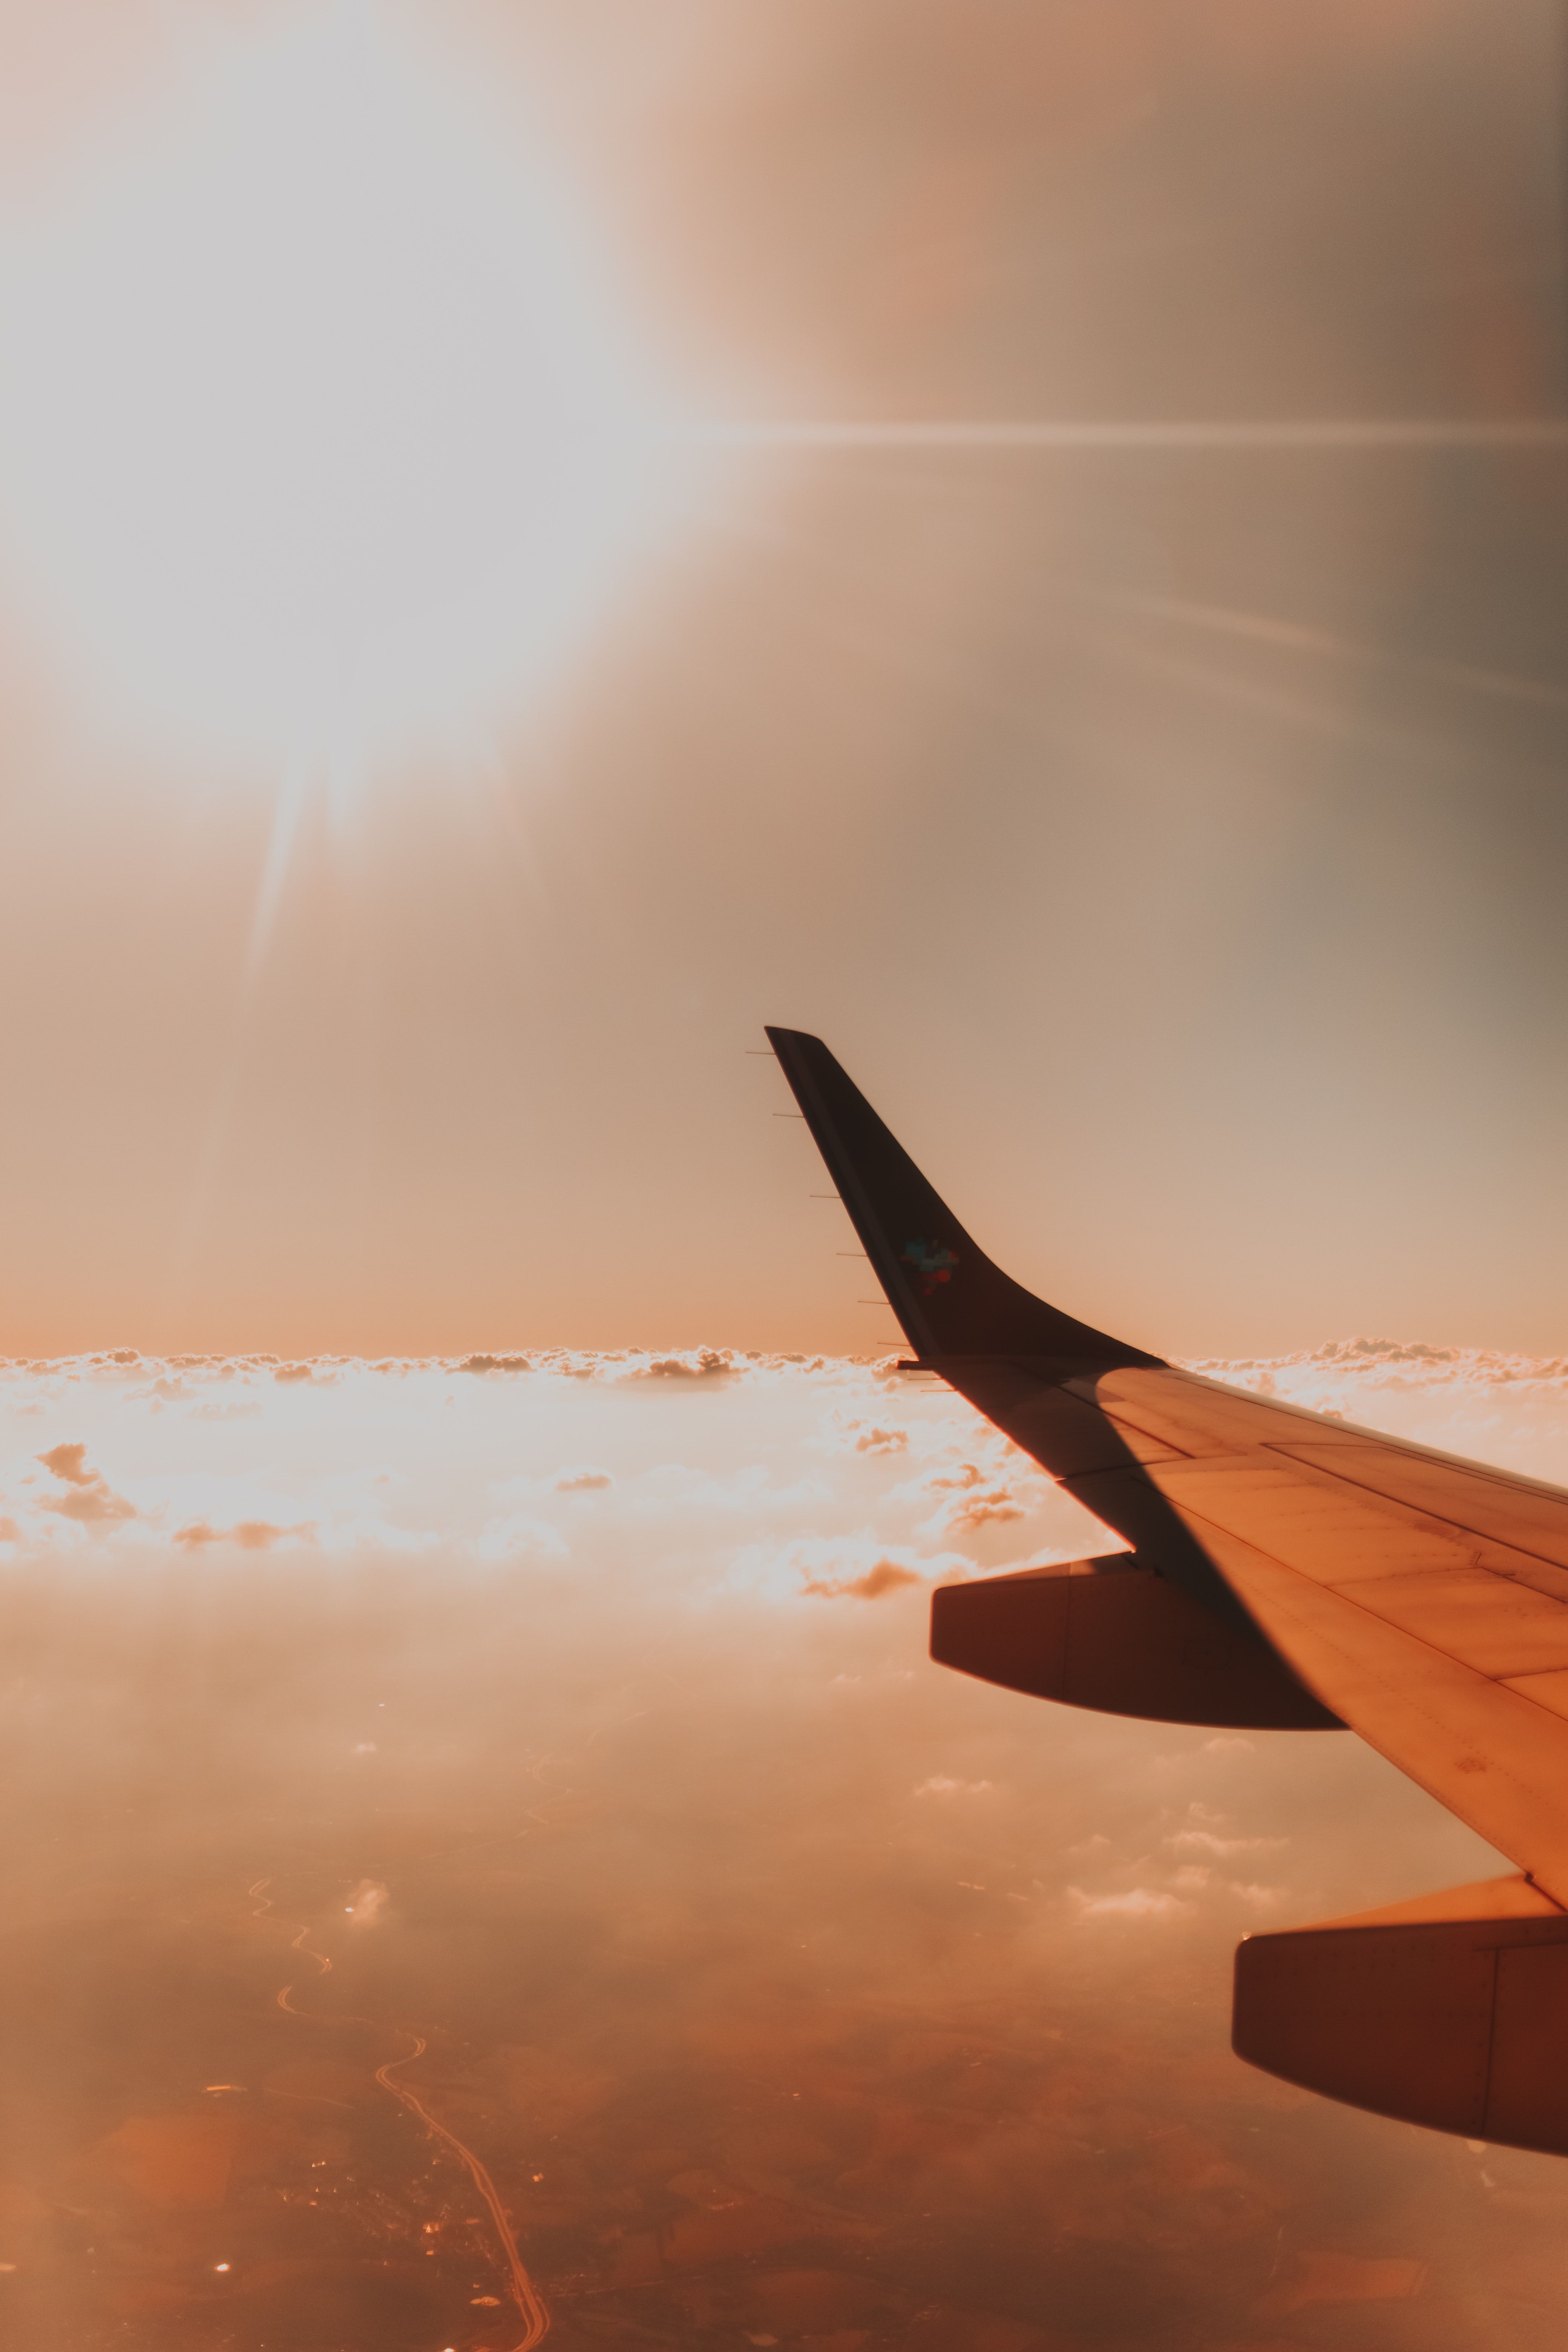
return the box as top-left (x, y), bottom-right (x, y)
top-left (0, 2), bottom-right (704, 773)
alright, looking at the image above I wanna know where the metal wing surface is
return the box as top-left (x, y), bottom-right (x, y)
top-left (1076, 1362), bottom-right (1568, 1901)
top-left (765, 1026), bottom-right (1568, 2154)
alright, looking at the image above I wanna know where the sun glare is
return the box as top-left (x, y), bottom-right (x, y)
top-left (0, 3), bottom-right (702, 774)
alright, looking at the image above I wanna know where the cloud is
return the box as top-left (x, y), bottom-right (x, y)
top-left (1168, 1829), bottom-right (1287, 1859)
top-left (554, 1467), bottom-right (613, 1492)
top-left (38, 1442), bottom-right (96, 1485)
top-left (893, 1449), bottom-right (1055, 1538)
top-left (805, 1558), bottom-right (921, 1601)
top-left (734, 1533), bottom-right (961, 1603)
top-left (629, 1348), bottom-right (736, 1380)
top-left (35, 1443), bottom-right (135, 1527)
top-left (913, 1776), bottom-right (995, 1798)
top-left (341, 1879), bottom-right (389, 1929)
top-left (822, 1414), bottom-right (911, 1456)
top-left (1068, 1886), bottom-right (1192, 1923)
top-left (173, 1519), bottom-right (315, 1551)
top-left (940, 1489), bottom-right (1025, 1534)
top-left (45, 1487), bottom-right (136, 1526)
top-left (1166, 1802), bottom-right (1287, 1861)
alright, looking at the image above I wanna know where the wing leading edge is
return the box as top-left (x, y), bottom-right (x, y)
top-left (766, 1026), bottom-right (1568, 2157)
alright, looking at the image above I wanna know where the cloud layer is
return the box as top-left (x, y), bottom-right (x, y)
top-left (1, 1342), bottom-right (1567, 2346)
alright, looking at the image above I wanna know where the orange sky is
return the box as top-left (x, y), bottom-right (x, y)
top-left (0, 0), bottom-right (1563, 1360)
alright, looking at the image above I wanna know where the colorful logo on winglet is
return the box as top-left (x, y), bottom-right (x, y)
top-left (903, 1238), bottom-right (958, 1296)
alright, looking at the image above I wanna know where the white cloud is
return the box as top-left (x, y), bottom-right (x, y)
top-left (884, 1438), bottom-right (1064, 1541)
top-left (34, 1442), bottom-right (136, 1528)
top-left (819, 1411), bottom-right (912, 1457)
top-left (1069, 1886), bottom-right (1192, 1923)
top-left (174, 1517), bottom-right (314, 1550)
top-left (3, 1340), bottom-right (1567, 1617)
top-left (1168, 1829), bottom-right (1287, 1859)
top-left (627, 1348), bottom-right (736, 1381)
top-left (731, 1533), bottom-right (967, 1604)
top-left (342, 1879), bottom-right (389, 1928)
top-left (1166, 1802), bottom-right (1286, 1861)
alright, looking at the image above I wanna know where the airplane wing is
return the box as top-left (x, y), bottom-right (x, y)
top-left (766, 1026), bottom-right (1568, 2157)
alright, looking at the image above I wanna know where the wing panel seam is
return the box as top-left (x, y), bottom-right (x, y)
top-left (1256, 1442), bottom-right (1568, 1576)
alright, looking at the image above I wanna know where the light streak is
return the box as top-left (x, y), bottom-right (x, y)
top-left (693, 416), bottom-right (1568, 451)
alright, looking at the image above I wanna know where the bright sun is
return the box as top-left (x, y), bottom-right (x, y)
top-left (0, 3), bottom-right (701, 774)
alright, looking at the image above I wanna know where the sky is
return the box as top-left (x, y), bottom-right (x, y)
top-left (5, 1342), bottom-right (1568, 2351)
top-left (1, 7), bottom-right (1568, 2349)
top-left (0, 0), bottom-right (1562, 1358)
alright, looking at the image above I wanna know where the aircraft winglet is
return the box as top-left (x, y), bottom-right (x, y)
top-left (765, 1027), bottom-right (1162, 1367)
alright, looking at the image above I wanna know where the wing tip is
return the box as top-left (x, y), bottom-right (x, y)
top-left (760, 1025), bottom-right (1159, 1368)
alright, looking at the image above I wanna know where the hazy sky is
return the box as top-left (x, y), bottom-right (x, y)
top-left (4, 1341), bottom-right (1568, 2347)
top-left (0, 0), bottom-right (1561, 1360)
